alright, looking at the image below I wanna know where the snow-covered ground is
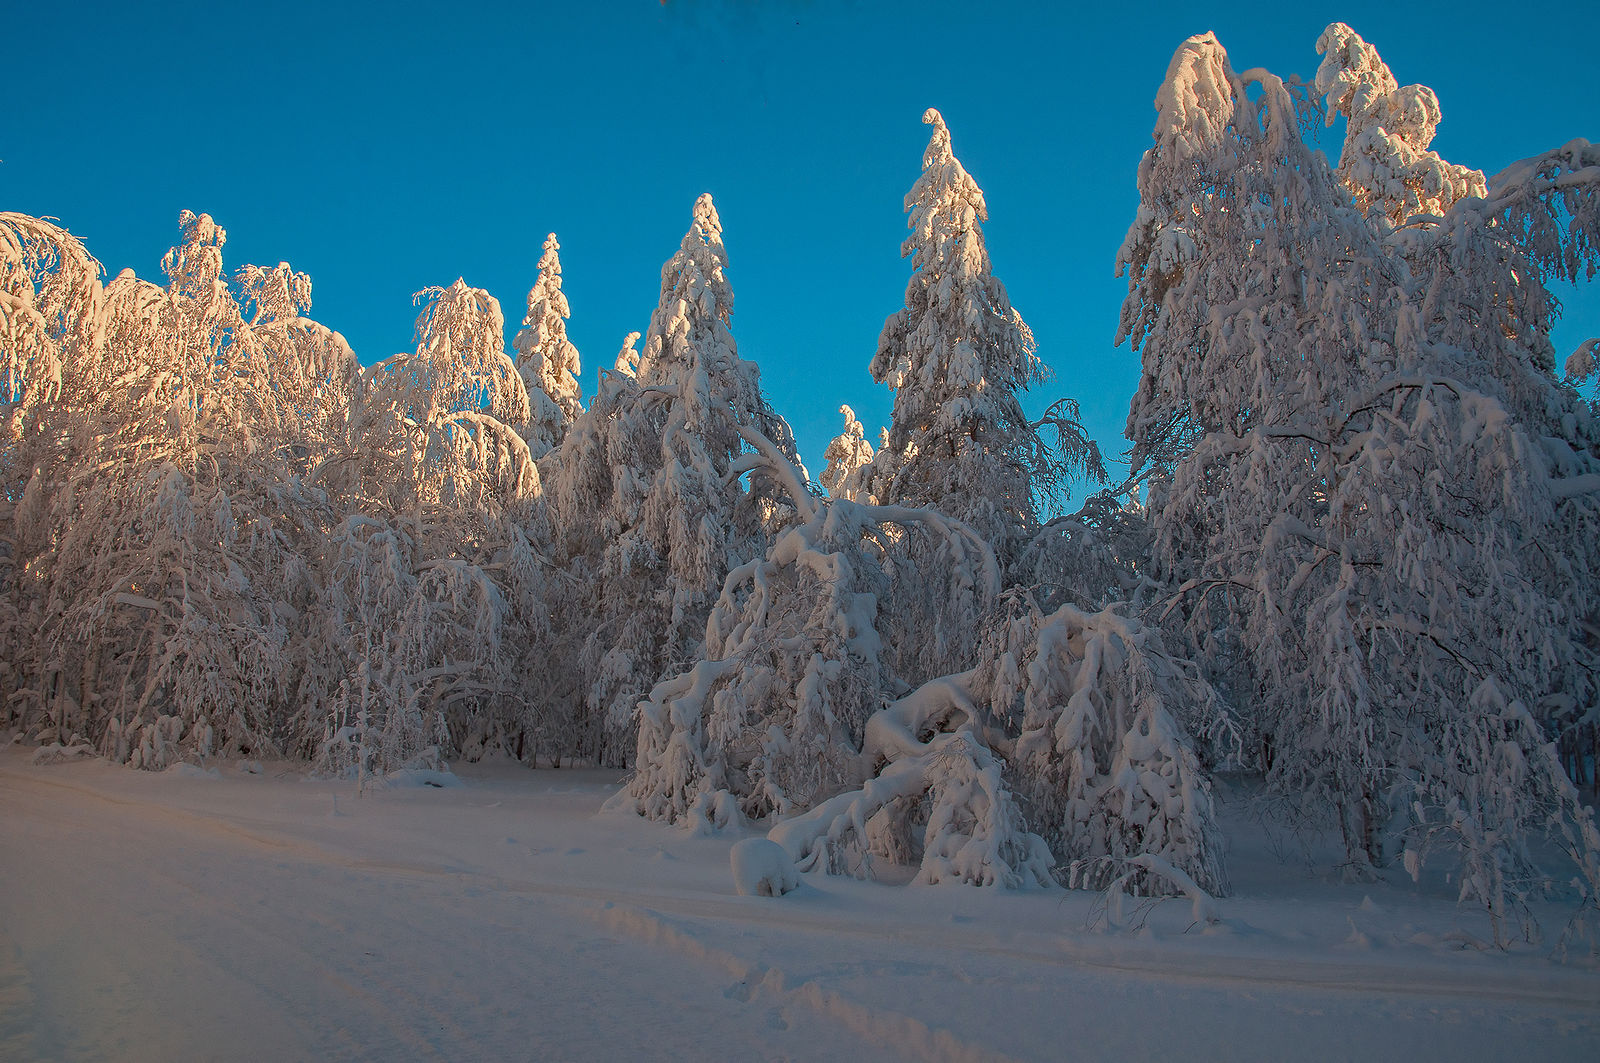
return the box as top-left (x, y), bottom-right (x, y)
top-left (2, 747), bottom-right (1595, 1062)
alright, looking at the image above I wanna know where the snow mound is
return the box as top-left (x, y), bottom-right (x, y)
top-left (730, 838), bottom-right (800, 897)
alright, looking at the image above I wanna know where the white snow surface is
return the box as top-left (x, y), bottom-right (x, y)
top-left (2, 747), bottom-right (1595, 1062)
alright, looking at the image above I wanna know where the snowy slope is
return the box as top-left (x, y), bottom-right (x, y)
top-left (1, 747), bottom-right (1595, 1062)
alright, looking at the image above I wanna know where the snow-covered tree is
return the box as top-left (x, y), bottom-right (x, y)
top-left (869, 109), bottom-right (1099, 570)
top-left (0, 213), bottom-right (103, 727)
top-left (512, 233), bottom-right (583, 459)
top-left (1314, 23), bottom-right (1486, 231)
top-left (751, 572), bottom-right (1056, 889)
top-left (618, 420), bottom-right (1223, 896)
top-left (540, 331), bottom-right (648, 764)
top-left (546, 195), bottom-right (794, 765)
top-left (615, 422), bottom-right (1010, 832)
top-left (971, 593), bottom-right (1230, 896)
top-left (616, 439), bottom-right (885, 827)
top-left (1016, 485), bottom-right (1155, 614)
top-left (1118, 27), bottom-right (1600, 939)
top-left (6, 212), bottom-right (354, 766)
top-left (751, 581), bottom-right (1228, 896)
top-left (771, 691), bottom-right (1057, 889)
top-left (347, 278), bottom-right (536, 520)
top-left (1, 213), bottom-right (101, 444)
top-left (313, 278), bottom-right (545, 775)
top-left (820, 404), bottom-right (875, 503)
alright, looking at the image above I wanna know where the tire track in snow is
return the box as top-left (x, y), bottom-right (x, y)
top-left (594, 902), bottom-right (1020, 1063)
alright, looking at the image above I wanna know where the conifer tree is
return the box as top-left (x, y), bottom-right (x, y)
top-left (820, 404), bottom-right (875, 503)
top-left (548, 195), bottom-right (791, 765)
top-left (512, 233), bottom-right (582, 459)
top-left (869, 109), bottom-right (1097, 570)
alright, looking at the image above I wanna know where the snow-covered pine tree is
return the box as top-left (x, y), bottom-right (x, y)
top-left (820, 404), bottom-right (875, 503)
top-left (545, 195), bottom-right (794, 766)
top-left (1119, 27), bottom-right (1600, 941)
top-left (512, 233), bottom-right (583, 460)
top-left (869, 109), bottom-right (1099, 571)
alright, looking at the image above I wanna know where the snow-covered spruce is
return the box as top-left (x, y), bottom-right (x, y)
top-left (868, 108), bottom-right (1100, 574)
top-left (543, 195), bottom-right (798, 767)
top-left (820, 404), bottom-right (874, 503)
top-left (512, 233), bottom-right (583, 460)
top-left (614, 426), bottom-right (1004, 835)
top-left (1118, 27), bottom-right (1600, 937)
top-left (862, 108), bottom-right (1101, 689)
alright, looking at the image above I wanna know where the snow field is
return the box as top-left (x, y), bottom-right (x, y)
top-left (2, 749), bottom-right (1595, 1062)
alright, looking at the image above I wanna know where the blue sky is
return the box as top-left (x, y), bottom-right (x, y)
top-left (4, 0), bottom-right (1596, 506)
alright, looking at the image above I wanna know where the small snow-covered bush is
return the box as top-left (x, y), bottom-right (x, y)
top-left (730, 837), bottom-right (801, 897)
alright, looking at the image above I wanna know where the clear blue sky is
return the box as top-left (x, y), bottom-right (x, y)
top-left (4, 0), bottom-right (1596, 506)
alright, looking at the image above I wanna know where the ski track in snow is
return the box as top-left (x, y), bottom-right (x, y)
top-left (2, 751), bottom-right (1597, 1062)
